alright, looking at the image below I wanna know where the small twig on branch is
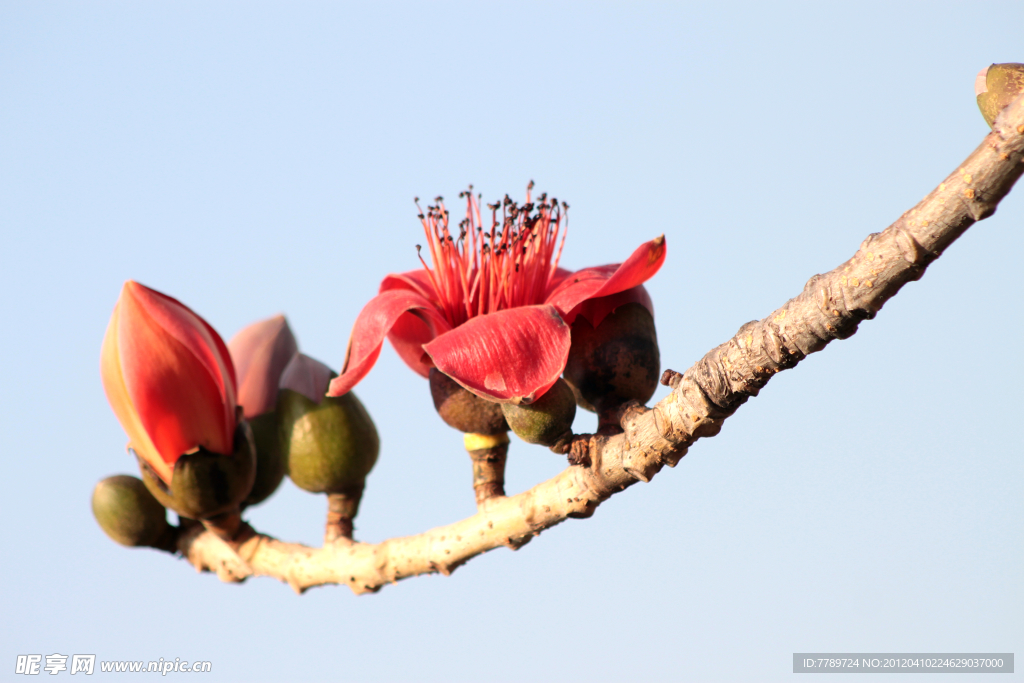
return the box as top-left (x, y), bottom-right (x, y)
top-left (172, 93), bottom-right (1024, 595)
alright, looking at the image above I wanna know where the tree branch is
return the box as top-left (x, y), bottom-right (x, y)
top-left (171, 93), bottom-right (1024, 595)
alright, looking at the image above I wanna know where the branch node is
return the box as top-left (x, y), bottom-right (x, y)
top-left (429, 560), bottom-right (453, 576)
top-left (660, 368), bottom-right (683, 388)
top-left (567, 436), bottom-right (592, 467)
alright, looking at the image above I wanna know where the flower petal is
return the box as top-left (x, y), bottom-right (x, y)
top-left (423, 304), bottom-right (570, 404)
top-left (228, 314), bottom-right (298, 418)
top-left (116, 282), bottom-right (237, 465)
top-left (545, 236), bottom-right (666, 319)
top-left (380, 269), bottom-right (438, 301)
top-left (280, 353), bottom-right (335, 404)
top-left (327, 289), bottom-right (452, 397)
top-left (387, 310), bottom-right (440, 378)
top-left (100, 302), bottom-right (171, 484)
top-left (569, 285), bottom-right (654, 329)
top-left (544, 267), bottom-right (574, 297)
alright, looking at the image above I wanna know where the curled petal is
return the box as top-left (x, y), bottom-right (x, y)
top-left (569, 285), bottom-right (654, 329)
top-left (423, 305), bottom-right (571, 404)
top-left (387, 310), bottom-right (440, 378)
top-left (327, 290), bottom-right (451, 397)
top-left (228, 315), bottom-right (298, 418)
top-left (380, 272), bottom-right (449, 378)
top-left (545, 236), bottom-right (666, 318)
top-left (380, 269), bottom-right (438, 301)
top-left (280, 353), bottom-right (335, 404)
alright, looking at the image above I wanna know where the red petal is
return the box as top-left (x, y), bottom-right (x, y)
top-left (327, 290), bottom-right (451, 397)
top-left (100, 299), bottom-right (169, 483)
top-left (387, 310), bottom-right (439, 378)
top-left (569, 285), bottom-right (654, 329)
top-left (379, 269), bottom-right (438, 301)
top-left (545, 236), bottom-right (666, 318)
top-left (423, 305), bottom-right (570, 404)
top-left (228, 314), bottom-right (298, 418)
top-left (117, 282), bottom-right (237, 464)
top-left (544, 267), bottom-right (574, 297)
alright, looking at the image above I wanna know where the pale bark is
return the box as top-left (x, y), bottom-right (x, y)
top-left (169, 93), bottom-right (1024, 595)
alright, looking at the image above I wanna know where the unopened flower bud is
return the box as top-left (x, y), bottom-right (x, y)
top-left (976, 63), bottom-right (1024, 128)
top-left (100, 281), bottom-right (239, 486)
top-left (229, 314), bottom-right (298, 418)
top-left (563, 292), bottom-right (660, 418)
top-left (429, 368), bottom-right (508, 435)
top-left (228, 315), bottom-right (299, 507)
top-left (92, 475), bottom-right (173, 549)
top-left (278, 354), bottom-right (379, 495)
top-left (502, 377), bottom-right (576, 447)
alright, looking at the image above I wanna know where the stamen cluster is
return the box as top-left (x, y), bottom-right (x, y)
top-left (416, 182), bottom-right (568, 328)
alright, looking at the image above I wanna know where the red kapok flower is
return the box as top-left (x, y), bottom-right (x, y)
top-left (100, 281), bottom-right (238, 484)
top-left (327, 186), bottom-right (666, 404)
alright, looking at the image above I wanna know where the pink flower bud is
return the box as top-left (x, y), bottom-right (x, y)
top-left (227, 315), bottom-right (298, 418)
top-left (100, 281), bottom-right (238, 485)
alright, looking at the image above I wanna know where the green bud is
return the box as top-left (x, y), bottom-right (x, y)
top-left (976, 63), bottom-right (1024, 128)
top-left (563, 302), bottom-right (660, 414)
top-left (243, 410), bottom-right (286, 508)
top-left (92, 474), bottom-right (172, 548)
top-left (502, 377), bottom-right (576, 447)
top-left (279, 387), bottom-right (379, 494)
top-left (137, 420), bottom-right (257, 521)
top-left (429, 368), bottom-right (508, 435)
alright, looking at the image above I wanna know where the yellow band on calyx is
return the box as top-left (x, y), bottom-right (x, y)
top-left (463, 432), bottom-right (510, 451)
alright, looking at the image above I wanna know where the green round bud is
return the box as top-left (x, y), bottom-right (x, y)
top-left (243, 410), bottom-right (286, 507)
top-left (92, 475), bottom-right (171, 548)
top-left (977, 63), bottom-right (1024, 128)
top-left (279, 388), bottom-right (379, 494)
top-left (429, 368), bottom-right (509, 435)
top-left (563, 302), bottom-right (660, 414)
top-left (138, 420), bottom-right (257, 520)
top-left (502, 378), bottom-right (576, 446)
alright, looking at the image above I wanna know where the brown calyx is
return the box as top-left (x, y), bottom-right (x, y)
top-left (429, 368), bottom-right (509, 434)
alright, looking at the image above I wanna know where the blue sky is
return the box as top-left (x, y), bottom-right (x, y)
top-left (2, 2), bottom-right (1021, 681)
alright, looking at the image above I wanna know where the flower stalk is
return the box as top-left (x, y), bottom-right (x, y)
top-left (463, 432), bottom-right (510, 508)
top-left (324, 486), bottom-right (364, 543)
